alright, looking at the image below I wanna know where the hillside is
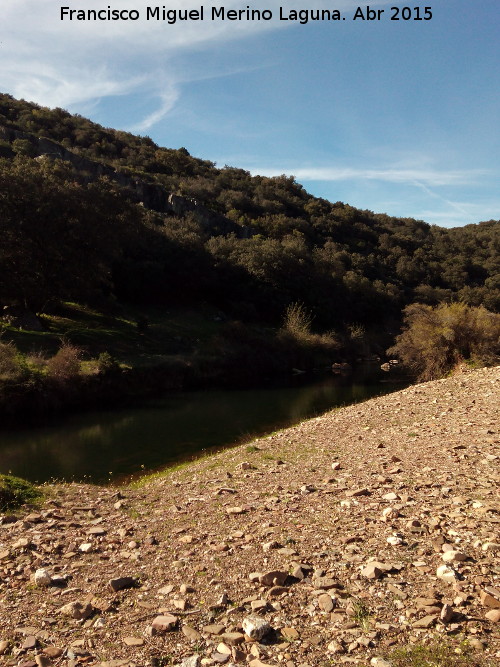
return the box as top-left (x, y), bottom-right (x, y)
top-left (1, 92), bottom-right (499, 335)
top-left (0, 366), bottom-right (499, 665)
top-left (0, 92), bottom-right (499, 416)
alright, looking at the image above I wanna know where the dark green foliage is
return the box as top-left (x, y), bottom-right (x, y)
top-left (0, 474), bottom-right (41, 510)
top-left (0, 92), bottom-right (498, 349)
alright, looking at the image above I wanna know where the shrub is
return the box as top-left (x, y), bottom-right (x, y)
top-left (46, 342), bottom-right (82, 382)
top-left (0, 474), bottom-right (41, 511)
top-left (388, 302), bottom-right (500, 381)
top-left (0, 340), bottom-right (23, 382)
top-left (95, 351), bottom-right (121, 375)
top-left (282, 302), bottom-right (313, 338)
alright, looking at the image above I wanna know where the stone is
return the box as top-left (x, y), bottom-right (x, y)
top-left (151, 614), bottom-right (178, 633)
top-left (203, 624), bottom-right (226, 635)
top-left (226, 506), bottom-right (245, 515)
top-left (79, 543), bottom-right (93, 553)
top-left (327, 640), bottom-right (345, 654)
top-left (178, 657), bottom-right (201, 667)
top-left (318, 593), bottom-right (335, 612)
top-left (361, 564), bottom-right (383, 579)
top-left (436, 565), bottom-right (458, 583)
top-left (123, 637), bottom-right (144, 646)
top-left (259, 570), bottom-right (288, 587)
top-left (381, 507), bottom-right (400, 522)
top-left (220, 632), bottom-right (245, 645)
top-left (22, 635), bottom-right (37, 649)
top-left (242, 616), bottom-right (272, 640)
top-left (108, 576), bottom-right (137, 592)
top-left (412, 614), bottom-right (437, 628)
top-left (35, 657), bottom-right (51, 667)
top-left (42, 647), bottom-right (64, 658)
top-left (0, 641), bottom-right (10, 654)
top-left (251, 599), bottom-right (268, 612)
top-left (312, 577), bottom-right (339, 590)
top-left (442, 550), bottom-right (468, 563)
top-left (34, 568), bottom-right (52, 587)
top-left (59, 601), bottom-right (93, 620)
top-left (482, 542), bottom-right (500, 552)
top-left (370, 659), bottom-right (392, 667)
top-left (440, 604), bottom-right (454, 623)
top-left (281, 627), bottom-right (299, 640)
top-left (485, 610), bottom-right (500, 622)
top-left (182, 625), bottom-right (202, 641)
top-left (346, 488), bottom-right (371, 497)
top-left (479, 590), bottom-right (500, 609)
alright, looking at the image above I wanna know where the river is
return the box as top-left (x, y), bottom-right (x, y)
top-left (0, 369), bottom-right (400, 484)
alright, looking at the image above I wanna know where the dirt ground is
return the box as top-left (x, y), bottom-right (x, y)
top-left (0, 366), bottom-right (499, 667)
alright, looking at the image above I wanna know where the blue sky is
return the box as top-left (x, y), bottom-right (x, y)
top-left (2, 0), bottom-right (499, 227)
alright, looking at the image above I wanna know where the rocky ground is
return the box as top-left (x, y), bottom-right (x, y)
top-left (0, 366), bottom-right (499, 667)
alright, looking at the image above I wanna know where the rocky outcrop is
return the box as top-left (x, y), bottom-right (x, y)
top-left (0, 125), bottom-right (244, 237)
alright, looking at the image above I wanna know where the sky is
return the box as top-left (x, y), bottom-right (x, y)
top-left (1, 0), bottom-right (499, 227)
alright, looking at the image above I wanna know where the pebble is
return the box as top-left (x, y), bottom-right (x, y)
top-left (259, 571), bottom-right (288, 587)
top-left (108, 576), bottom-right (137, 592)
top-left (242, 616), bottom-right (272, 640)
top-left (151, 614), bottom-right (178, 633)
top-left (436, 565), bottom-right (458, 582)
top-left (59, 601), bottom-right (93, 620)
top-left (485, 610), bottom-right (500, 622)
top-left (33, 568), bottom-right (52, 587)
top-left (123, 637), bottom-right (144, 646)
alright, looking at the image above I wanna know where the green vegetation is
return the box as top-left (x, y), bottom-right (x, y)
top-left (388, 302), bottom-right (500, 380)
top-left (0, 473), bottom-right (42, 510)
top-left (387, 638), bottom-right (488, 667)
top-left (0, 92), bottom-right (498, 418)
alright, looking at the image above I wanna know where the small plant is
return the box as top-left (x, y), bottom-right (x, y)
top-left (351, 599), bottom-right (371, 630)
top-left (246, 445), bottom-right (260, 453)
top-left (0, 474), bottom-right (42, 511)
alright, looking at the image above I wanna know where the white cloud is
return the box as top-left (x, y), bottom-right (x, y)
top-left (1, 1), bottom-right (392, 125)
top-left (247, 165), bottom-right (491, 187)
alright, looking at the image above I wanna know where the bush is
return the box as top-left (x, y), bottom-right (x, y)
top-left (95, 351), bottom-right (121, 375)
top-left (388, 302), bottom-right (500, 381)
top-left (282, 302), bottom-right (313, 338)
top-left (0, 340), bottom-right (23, 382)
top-left (46, 342), bottom-right (82, 382)
top-left (0, 474), bottom-right (41, 511)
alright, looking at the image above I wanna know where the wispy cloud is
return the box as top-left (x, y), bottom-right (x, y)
top-left (248, 165), bottom-right (491, 187)
top-left (1, 0), bottom-right (379, 124)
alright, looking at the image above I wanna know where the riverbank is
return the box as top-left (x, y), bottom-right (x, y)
top-left (0, 302), bottom-right (363, 426)
top-left (0, 366), bottom-right (499, 666)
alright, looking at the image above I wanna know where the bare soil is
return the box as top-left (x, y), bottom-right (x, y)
top-left (0, 366), bottom-right (499, 667)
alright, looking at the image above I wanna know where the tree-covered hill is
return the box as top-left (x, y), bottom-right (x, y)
top-left (1, 92), bottom-right (499, 340)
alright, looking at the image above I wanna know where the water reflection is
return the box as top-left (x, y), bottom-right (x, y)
top-left (0, 371), bottom-right (395, 484)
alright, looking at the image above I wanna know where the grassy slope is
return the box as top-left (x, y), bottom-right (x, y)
top-left (1, 301), bottom-right (224, 368)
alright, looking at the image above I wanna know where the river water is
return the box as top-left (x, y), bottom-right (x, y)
top-left (0, 370), bottom-right (400, 484)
